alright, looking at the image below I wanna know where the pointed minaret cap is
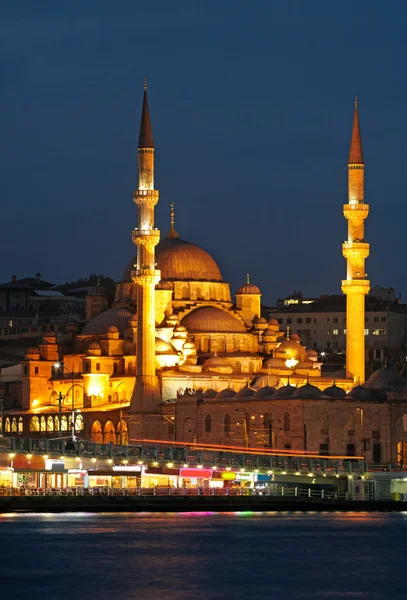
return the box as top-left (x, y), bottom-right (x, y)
top-left (166, 203), bottom-right (180, 239)
top-left (348, 96), bottom-right (364, 164)
top-left (138, 77), bottom-right (154, 149)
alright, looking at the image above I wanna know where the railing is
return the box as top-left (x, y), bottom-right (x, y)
top-left (0, 486), bottom-right (352, 501)
top-left (0, 437), bottom-right (368, 474)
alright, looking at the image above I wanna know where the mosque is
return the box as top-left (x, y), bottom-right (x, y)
top-left (8, 83), bottom-right (407, 464)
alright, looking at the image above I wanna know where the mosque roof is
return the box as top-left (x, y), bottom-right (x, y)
top-left (364, 366), bottom-right (407, 391)
top-left (292, 383), bottom-right (322, 399)
top-left (202, 389), bottom-right (217, 398)
top-left (272, 384), bottom-right (296, 398)
top-left (215, 388), bottom-right (236, 399)
top-left (322, 383), bottom-right (347, 398)
top-left (155, 338), bottom-right (177, 355)
top-left (347, 385), bottom-right (374, 401)
top-left (124, 237), bottom-right (223, 282)
top-left (253, 385), bottom-right (276, 398)
top-left (82, 307), bottom-right (134, 335)
top-left (235, 386), bottom-right (255, 398)
top-left (181, 306), bottom-right (246, 333)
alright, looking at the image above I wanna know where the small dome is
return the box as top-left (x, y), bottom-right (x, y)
top-left (235, 386), bottom-right (255, 398)
top-left (263, 328), bottom-right (277, 338)
top-left (83, 307), bottom-right (134, 335)
top-left (263, 357), bottom-right (286, 369)
top-left (236, 282), bottom-right (261, 295)
top-left (108, 326), bottom-right (119, 334)
top-left (253, 316), bottom-right (267, 324)
top-left (290, 333), bottom-right (300, 342)
top-left (275, 339), bottom-right (307, 362)
top-left (155, 280), bottom-right (172, 290)
top-left (268, 318), bottom-right (279, 326)
top-left (155, 338), bottom-right (177, 355)
top-left (292, 383), bottom-right (322, 399)
top-left (202, 356), bottom-right (231, 370)
top-left (215, 388), bottom-right (236, 399)
top-left (183, 341), bottom-right (196, 350)
top-left (181, 306), bottom-right (246, 333)
top-left (294, 361), bottom-right (314, 370)
top-left (322, 383), bottom-right (347, 398)
top-left (347, 385), bottom-right (374, 401)
top-left (174, 325), bottom-right (187, 333)
top-left (364, 366), bottom-right (407, 391)
top-left (272, 384), bottom-right (296, 399)
top-left (202, 389), bottom-right (217, 398)
top-left (307, 349), bottom-right (318, 357)
top-left (253, 385), bottom-right (277, 398)
top-left (28, 347), bottom-right (40, 354)
top-left (89, 341), bottom-right (101, 350)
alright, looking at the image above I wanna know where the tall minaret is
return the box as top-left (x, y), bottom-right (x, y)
top-left (341, 97), bottom-right (370, 383)
top-left (130, 80), bottom-right (161, 413)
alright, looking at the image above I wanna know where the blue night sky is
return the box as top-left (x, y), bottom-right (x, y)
top-left (1, 1), bottom-right (406, 305)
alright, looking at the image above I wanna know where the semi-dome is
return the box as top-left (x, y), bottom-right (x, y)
top-left (364, 366), bottom-right (407, 391)
top-left (292, 383), bottom-right (322, 399)
top-left (82, 307), bottom-right (134, 335)
top-left (322, 383), bottom-right (347, 398)
top-left (181, 306), bottom-right (246, 333)
top-left (263, 357), bottom-right (286, 369)
top-left (253, 385), bottom-right (276, 398)
top-left (155, 338), bottom-right (177, 355)
top-left (124, 237), bottom-right (223, 282)
top-left (215, 388), bottom-right (236, 399)
top-left (202, 356), bottom-right (230, 370)
top-left (263, 328), bottom-right (277, 338)
top-left (272, 384), bottom-right (296, 399)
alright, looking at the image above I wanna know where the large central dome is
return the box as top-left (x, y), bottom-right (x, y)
top-left (124, 237), bottom-right (223, 282)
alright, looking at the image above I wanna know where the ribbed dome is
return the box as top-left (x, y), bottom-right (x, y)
top-left (364, 366), bottom-right (407, 391)
top-left (236, 282), bottom-right (261, 295)
top-left (181, 306), bottom-right (246, 333)
top-left (155, 338), bottom-right (177, 355)
top-left (347, 385), bottom-right (374, 401)
top-left (202, 389), bottom-right (217, 398)
top-left (272, 384), bottom-right (296, 399)
top-left (263, 328), bottom-right (277, 338)
top-left (292, 383), bottom-right (322, 399)
top-left (82, 307), bottom-right (134, 335)
top-left (322, 384), bottom-right (347, 398)
top-left (268, 318), bottom-right (279, 326)
top-left (202, 356), bottom-right (230, 370)
top-left (235, 386), bottom-right (255, 398)
top-left (124, 237), bottom-right (223, 282)
top-left (216, 388), bottom-right (236, 399)
top-left (253, 385), bottom-right (276, 398)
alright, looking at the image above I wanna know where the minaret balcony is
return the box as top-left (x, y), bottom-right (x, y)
top-left (132, 229), bottom-right (160, 248)
top-left (341, 279), bottom-right (370, 296)
top-left (343, 203), bottom-right (369, 222)
top-left (342, 242), bottom-right (369, 260)
top-left (134, 189), bottom-right (159, 208)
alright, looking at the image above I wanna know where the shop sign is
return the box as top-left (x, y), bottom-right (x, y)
top-left (45, 459), bottom-right (65, 472)
top-left (68, 469), bottom-right (87, 476)
top-left (180, 468), bottom-right (212, 479)
top-left (255, 474), bottom-right (271, 482)
top-left (222, 472), bottom-right (236, 481)
top-left (112, 466), bottom-right (142, 472)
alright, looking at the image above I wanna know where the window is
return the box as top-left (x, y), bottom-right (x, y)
top-left (343, 329), bottom-right (347, 334)
top-left (297, 318), bottom-right (302, 324)
top-left (327, 342), bottom-right (331, 348)
top-left (326, 330), bottom-right (330, 335)
top-left (284, 444), bottom-right (291, 449)
top-left (319, 443), bottom-right (329, 455)
top-left (373, 444), bottom-right (382, 463)
top-left (4, 418), bottom-right (11, 433)
top-left (374, 316), bottom-right (379, 323)
top-left (24, 366), bottom-right (28, 375)
top-left (364, 317), bottom-right (369, 323)
top-left (286, 318), bottom-right (292, 325)
top-left (224, 414), bottom-right (231, 434)
top-left (313, 319), bottom-right (317, 324)
top-left (113, 363), bottom-right (118, 374)
top-left (373, 329), bottom-right (386, 336)
top-left (347, 444), bottom-right (356, 456)
top-left (30, 416), bottom-right (39, 432)
top-left (327, 318), bottom-right (330, 323)
top-left (283, 412), bottom-right (290, 432)
top-left (306, 318), bottom-right (311, 324)
top-left (278, 318), bottom-right (283, 324)
top-left (18, 417), bottom-right (23, 434)
top-left (364, 329), bottom-right (369, 335)
top-left (333, 329), bottom-right (339, 335)
top-left (381, 316), bottom-right (387, 323)
top-left (333, 317), bottom-right (338, 324)
top-left (34, 367), bottom-right (39, 375)
top-left (205, 414), bottom-right (212, 433)
top-left (333, 341), bottom-right (338, 349)
top-left (96, 363), bottom-right (100, 371)
top-left (84, 362), bottom-right (90, 373)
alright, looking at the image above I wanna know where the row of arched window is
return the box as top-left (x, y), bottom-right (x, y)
top-left (4, 417), bottom-right (23, 434)
top-left (90, 420), bottom-right (128, 445)
top-left (29, 414), bottom-right (84, 433)
top-left (203, 412), bottom-right (291, 434)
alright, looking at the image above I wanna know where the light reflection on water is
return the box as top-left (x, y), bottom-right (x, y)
top-left (1, 511), bottom-right (406, 599)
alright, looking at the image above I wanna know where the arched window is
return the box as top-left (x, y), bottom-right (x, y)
top-left (40, 416), bottom-right (46, 432)
top-left (196, 286), bottom-right (202, 300)
top-left (75, 414), bottom-right (84, 432)
top-left (248, 361), bottom-right (254, 373)
top-left (284, 412), bottom-right (290, 432)
top-left (11, 418), bottom-right (17, 433)
top-left (30, 416), bottom-right (39, 432)
top-left (18, 417), bottom-right (23, 434)
top-left (113, 392), bottom-right (119, 403)
top-left (5, 417), bottom-right (11, 433)
top-left (113, 363), bottom-right (118, 374)
top-left (205, 414), bottom-right (212, 433)
top-left (234, 362), bottom-right (242, 374)
top-left (91, 420), bottom-right (103, 443)
top-left (224, 414), bottom-right (231, 434)
top-left (61, 416), bottom-right (68, 431)
top-left (46, 416), bottom-right (54, 432)
top-left (201, 337), bottom-right (209, 352)
top-left (54, 416), bottom-right (60, 433)
top-left (182, 285), bottom-right (189, 300)
top-left (128, 362), bottom-right (133, 374)
top-left (103, 421), bottom-right (116, 444)
top-left (108, 395), bottom-right (112, 403)
top-left (117, 420), bottom-right (128, 445)
top-left (121, 391), bottom-right (126, 402)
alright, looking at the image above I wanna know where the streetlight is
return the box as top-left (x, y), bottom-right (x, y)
top-left (54, 363), bottom-right (78, 443)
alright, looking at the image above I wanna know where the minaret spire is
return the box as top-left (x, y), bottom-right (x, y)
top-left (166, 202), bottom-right (180, 239)
top-left (342, 97), bottom-right (370, 384)
top-left (130, 80), bottom-right (161, 419)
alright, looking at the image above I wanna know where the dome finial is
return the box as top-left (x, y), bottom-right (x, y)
top-left (166, 202), bottom-right (180, 239)
top-left (246, 273), bottom-right (250, 284)
top-left (144, 76), bottom-right (147, 91)
top-left (354, 95), bottom-right (358, 109)
top-left (286, 326), bottom-right (290, 340)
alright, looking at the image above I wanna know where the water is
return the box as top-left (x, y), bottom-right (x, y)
top-left (0, 511), bottom-right (405, 599)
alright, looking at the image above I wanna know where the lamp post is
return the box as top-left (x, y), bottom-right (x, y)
top-left (0, 395), bottom-right (4, 438)
top-left (236, 408), bottom-right (251, 447)
top-left (266, 418), bottom-right (282, 449)
top-left (54, 363), bottom-right (78, 442)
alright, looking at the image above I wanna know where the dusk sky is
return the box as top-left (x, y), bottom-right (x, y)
top-left (2, 1), bottom-right (407, 305)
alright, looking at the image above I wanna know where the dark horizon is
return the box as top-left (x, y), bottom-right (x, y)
top-left (2, 1), bottom-right (406, 305)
